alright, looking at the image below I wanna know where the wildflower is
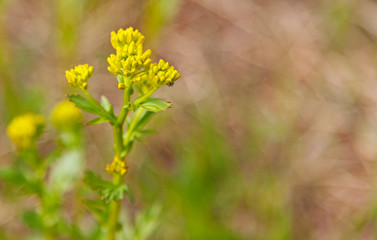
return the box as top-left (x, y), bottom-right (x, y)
top-left (110, 27), bottom-right (145, 51)
top-left (66, 64), bottom-right (93, 90)
top-left (142, 59), bottom-right (181, 87)
top-left (51, 101), bottom-right (83, 130)
top-left (106, 156), bottom-right (127, 175)
top-left (107, 27), bottom-right (152, 80)
top-left (7, 114), bottom-right (45, 149)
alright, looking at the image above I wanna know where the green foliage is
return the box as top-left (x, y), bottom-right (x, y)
top-left (22, 210), bottom-right (44, 232)
top-left (68, 94), bottom-right (104, 115)
top-left (68, 94), bottom-right (116, 124)
top-left (84, 171), bottom-right (133, 202)
top-left (122, 205), bottom-right (162, 240)
top-left (0, 167), bottom-right (42, 195)
top-left (140, 98), bottom-right (171, 112)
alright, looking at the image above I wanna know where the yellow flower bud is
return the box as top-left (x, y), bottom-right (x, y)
top-left (65, 64), bottom-right (93, 90)
top-left (144, 59), bottom-right (181, 87)
top-left (51, 101), bottom-right (83, 130)
top-left (7, 113), bottom-right (45, 149)
top-left (108, 27), bottom-right (152, 82)
top-left (106, 156), bottom-right (127, 175)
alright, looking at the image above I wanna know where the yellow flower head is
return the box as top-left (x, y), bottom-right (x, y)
top-left (142, 59), bottom-right (181, 87)
top-left (65, 64), bottom-right (93, 90)
top-left (51, 101), bottom-right (83, 130)
top-left (110, 27), bottom-right (145, 50)
top-left (7, 114), bottom-right (45, 149)
top-left (106, 156), bottom-right (127, 175)
top-left (108, 27), bottom-right (152, 79)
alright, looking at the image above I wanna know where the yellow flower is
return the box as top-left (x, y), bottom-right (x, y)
top-left (51, 101), bottom-right (83, 130)
top-left (66, 64), bottom-right (93, 90)
top-left (7, 114), bottom-right (45, 149)
top-left (142, 59), bottom-right (181, 87)
top-left (107, 27), bottom-right (152, 79)
top-left (110, 27), bottom-right (145, 51)
top-left (106, 156), bottom-right (127, 175)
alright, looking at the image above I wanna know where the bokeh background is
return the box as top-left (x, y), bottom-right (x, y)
top-left (2, 0), bottom-right (377, 239)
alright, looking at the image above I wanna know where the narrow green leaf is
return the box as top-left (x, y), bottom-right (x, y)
top-left (129, 108), bottom-right (155, 131)
top-left (86, 117), bottom-right (109, 125)
top-left (23, 210), bottom-right (43, 232)
top-left (100, 96), bottom-right (113, 113)
top-left (68, 95), bottom-right (104, 115)
top-left (140, 100), bottom-right (171, 112)
top-left (83, 199), bottom-right (108, 222)
top-left (68, 94), bottom-right (116, 124)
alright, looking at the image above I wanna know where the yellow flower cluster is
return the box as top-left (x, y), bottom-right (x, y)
top-left (7, 113), bottom-right (45, 149)
top-left (144, 59), bottom-right (181, 87)
top-left (108, 27), bottom-right (152, 78)
top-left (106, 156), bottom-right (127, 175)
top-left (65, 64), bottom-right (93, 90)
top-left (51, 101), bottom-right (83, 130)
top-left (107, 28), bottom-right (181, 90)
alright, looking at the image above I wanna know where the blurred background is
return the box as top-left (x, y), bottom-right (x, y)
top-left (2, 0), bottom-right (377, 239)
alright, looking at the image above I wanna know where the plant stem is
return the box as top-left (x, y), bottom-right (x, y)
top-left (107, 173), bottom-right (123, 240)
top-left (117, 86), bottom-right (132, 126)
top-left (133, 87), bottom-right (158, 106)
top-left (107, 86), bottom-right (132, 240)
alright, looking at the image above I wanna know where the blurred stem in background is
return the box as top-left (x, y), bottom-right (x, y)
top-left (143, 0), bottom-right (182, 47)
top-left (0, 1), bottom-right (23, 121)
top-left (55, 0), bottom-right (85, 65)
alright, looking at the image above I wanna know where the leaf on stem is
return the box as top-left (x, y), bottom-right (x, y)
top-left (68, 95), bottom-right (104, 115)
top-left (86, 117), bottom-right (109, 125)
top-left (140, 98), bottom-right (171, 112)
top-left (100, 96), bottom-right (114, 116)
top-left (68, 95), bottom-right (116, 124)
top-left (83, 171), bottom-right (133, 202)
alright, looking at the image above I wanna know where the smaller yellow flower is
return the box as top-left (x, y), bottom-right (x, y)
top-left (65, 64), bottom-right (93, 90)
top-left (142, 59), bottom-right (181, 87)
top-left (51, 101), bottom-right (83, 130)
top-left (7, 114), bottom-right (45, 149)
top-left (106, 156), bottom-right (127, 175)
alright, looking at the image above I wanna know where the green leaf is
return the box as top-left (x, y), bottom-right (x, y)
top-left (140, 99), bottom-right (171, 112)
top-left (68, 95), bottom-right (116, 124)
top-left (86, 117), bottom-right (109, 125)
top-left (84, 171), bottom-right (112, 192)
top-left (83, 199), bottom-right (108, 222)
top-left (122, 204), bottom-right (161, 239)
top-left (0, 167), bottom-right (28, 185)
top-left (68, 95), bottom-right (104, 115)
top-left (102, 183), bottom-right (132, 202)
top-left (83, 171), bottom-right (133, 202)
top-left (100, 96), bottom-right (114, 116)
top-left (23, 210), bottom-right (43, 232)
top-left (130, 108), bottom-right (155, 131)
top-left (0, 167), bottom-right (41, 194)
top-left (131, 129), bottom-right (157, 143)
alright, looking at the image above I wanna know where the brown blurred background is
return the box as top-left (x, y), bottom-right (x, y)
top-left (2, 0), bottom-right (377, 239)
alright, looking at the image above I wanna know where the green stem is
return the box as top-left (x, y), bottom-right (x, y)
top-left (27, 146), bottom-right (56, 240)
top-left (133, 87), bottom-right (158, 106)
top-left (107, 86), bottom-right (132, 240)
top-left (117, 86), bottom-right (132, 126)
top-left (107, 174), bottom-right (123, 240)
top-left (123, 108), bottom-right (145, 156)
